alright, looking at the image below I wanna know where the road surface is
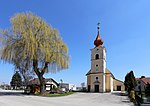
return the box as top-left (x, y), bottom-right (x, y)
top-left (0, 90), bottom-right (134, 106)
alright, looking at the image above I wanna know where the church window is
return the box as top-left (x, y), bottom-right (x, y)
top-left (95, 54), bottom-right (99, 59)
top-left (96, 77), bottom-right (98, 81)
top-left (95, 64), bottom-right (99, 72)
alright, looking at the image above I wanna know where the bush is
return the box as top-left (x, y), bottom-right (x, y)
top-left (145, 83), bottom-right (150, 97)
top-left (130, 90), bottom-right (136, 103)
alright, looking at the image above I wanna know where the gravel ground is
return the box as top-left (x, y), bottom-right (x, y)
top-left (0, 90), bottom-right (134, 106)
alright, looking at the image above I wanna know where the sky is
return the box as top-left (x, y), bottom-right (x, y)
top-left (0, 0), bottom-right (150, 86)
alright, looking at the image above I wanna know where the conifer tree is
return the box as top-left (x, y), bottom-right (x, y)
top-left (124, 71), bottom-right (137, 93)
top-left (10, 71), bottom-right (22, 89)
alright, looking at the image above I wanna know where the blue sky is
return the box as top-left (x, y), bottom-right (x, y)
top-left (0, 0), bottom-right (150, 86)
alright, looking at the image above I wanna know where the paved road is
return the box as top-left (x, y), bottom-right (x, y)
top-left (0, 90), bottom-right (134, 106)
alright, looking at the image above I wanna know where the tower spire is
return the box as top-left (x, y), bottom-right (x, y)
top-left (94, 23), bottom-right (103, 47)
top-left (97, 22), bottom-right (100, 31)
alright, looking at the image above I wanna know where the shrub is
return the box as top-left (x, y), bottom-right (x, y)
top-left (145, 83), bottom-right (150, 97)
top-left (130, 90), bottom-right (136, 103)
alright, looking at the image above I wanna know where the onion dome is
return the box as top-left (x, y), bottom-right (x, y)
top-left (94, 23), bottom-right (103, 47)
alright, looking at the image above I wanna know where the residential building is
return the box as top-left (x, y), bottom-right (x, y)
top-left (28, 78), bottom-right (59, 92)
top-left (135, 76), bottom-right (150, 92)
top-left (60, 83), bottom-right (76, 91)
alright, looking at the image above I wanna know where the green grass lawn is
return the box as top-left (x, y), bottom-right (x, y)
top-left (36, 92), bottom-right (76, 97)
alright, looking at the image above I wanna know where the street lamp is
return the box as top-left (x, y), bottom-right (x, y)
top-left (60, 79), bottom-right (63, 88)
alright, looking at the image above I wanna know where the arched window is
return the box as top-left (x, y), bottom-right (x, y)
top-left (95, 54), bottom-right (99, 59)
top-left (96, 77), bottom-right (98, 81)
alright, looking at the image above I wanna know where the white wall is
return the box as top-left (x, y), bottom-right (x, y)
top-left (69, 84), bottom-right (76, 91)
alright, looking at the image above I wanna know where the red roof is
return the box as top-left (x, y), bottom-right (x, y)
top-left (136, 77), bottom-right (150, 84)
top-left (28, 78), bottom-right (58, 85)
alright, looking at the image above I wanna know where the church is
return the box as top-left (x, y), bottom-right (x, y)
top-left (86, 24), bottom-right (125, 92)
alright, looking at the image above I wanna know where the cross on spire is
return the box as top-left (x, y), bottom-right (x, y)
top-left (97, 22), bottom-right (100, 30)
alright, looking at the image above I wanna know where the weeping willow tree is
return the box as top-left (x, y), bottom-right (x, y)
top-left (1, 12), bottom-right (69, 94)
top-left (13, 55), bottom-right (35, 87)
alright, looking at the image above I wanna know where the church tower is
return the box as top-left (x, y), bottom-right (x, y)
top-left (86, 24), bottom-right (125, 92)
top-left (86, 24), bottom-right (106, 92)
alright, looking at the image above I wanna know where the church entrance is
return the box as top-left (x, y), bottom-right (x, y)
top-left (95, 85), bottom-right (99, 92)
top-left (117, 86), bottom-right (121, 91)
top-left (88, 85), bottom-right (90, 92)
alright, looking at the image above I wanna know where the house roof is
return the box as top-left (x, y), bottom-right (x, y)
top-left (136, 77), bottom-right (150, 84)
top-left (114, 78), bottom-right (124, 83)
top-left (86, 70), bottom-right (91, 75)
top-left (86, 68), bottom-right (115, 79)
top-left (105, 68), bottom-right (115, 79)
top-left (28, 78), bottom-right (59, 86)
